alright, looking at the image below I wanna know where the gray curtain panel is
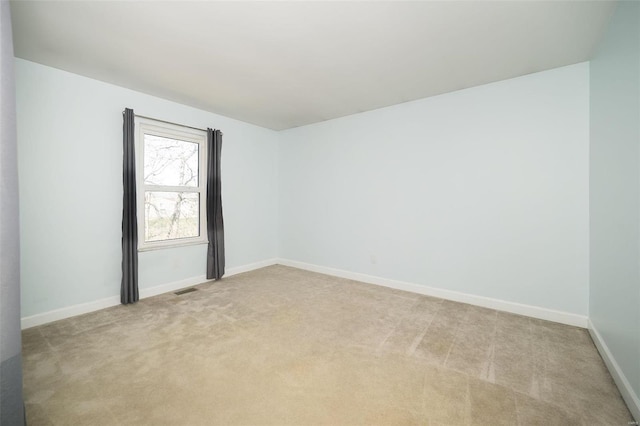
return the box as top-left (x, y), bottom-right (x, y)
top-left (206, 129), bottom-right (225, 280)
top-left (121, 108), bottom-right (139, 304)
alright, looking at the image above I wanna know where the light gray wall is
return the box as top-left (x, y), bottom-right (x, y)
top-left (589, 0), bottom-right (640, 411)
top-left (279, 63), bottom-right (590, 316)
top-left (0, 0), bottom-right (24, 424)
top-left (16, 59), bottom-right (279, 318)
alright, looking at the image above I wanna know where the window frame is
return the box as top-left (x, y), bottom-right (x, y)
top-left (135, 117), bottom-right (208, 251)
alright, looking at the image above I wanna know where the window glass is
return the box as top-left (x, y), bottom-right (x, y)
top-left (144, 191), bottom-right (200, 242)
top-left (143, 134), bottom-right (199, 187)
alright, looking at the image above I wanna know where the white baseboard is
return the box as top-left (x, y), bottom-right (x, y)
top-left (276, 258), bottom-right (588, 328)
top-left (137, 258), bottom-right (279, 299)
top-left (21, 295), bottom-right (121, 330)
top-left (21, 256), bottom-right (586, 330)
top-left (226, 258), bottom-right (279, 277)
top-left (20, 258), bottom-right (278, 329)
top-left (588, 320), bottom-right (640, 422)
top-left (139, 274), bottom-right (211, 299)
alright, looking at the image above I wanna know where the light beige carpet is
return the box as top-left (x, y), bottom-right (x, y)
top-left (23, 265), bottom-right (632, 425)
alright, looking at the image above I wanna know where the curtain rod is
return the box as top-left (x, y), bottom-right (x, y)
top-left (132, 113), bottom-right (223, 135)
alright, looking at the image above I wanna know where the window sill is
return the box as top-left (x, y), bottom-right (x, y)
top-left (138, 240), bottom-right (208, 252)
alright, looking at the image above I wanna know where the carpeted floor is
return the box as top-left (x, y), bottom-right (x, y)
top-left (22, 265), bottom-right (633, 425)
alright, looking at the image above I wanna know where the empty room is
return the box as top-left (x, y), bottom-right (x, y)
top-left (1, 0), bottom-right (639, 424)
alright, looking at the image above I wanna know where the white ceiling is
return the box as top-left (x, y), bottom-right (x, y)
top-left (11, 1), bottom-right (615, 130)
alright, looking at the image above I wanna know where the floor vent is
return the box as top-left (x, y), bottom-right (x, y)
top-left (174, 288), bottom-right (198, 296)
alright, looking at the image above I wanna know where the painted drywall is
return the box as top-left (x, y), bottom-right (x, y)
top-left (17, 57), bottom-right (590, 323)
top-left (589, 0), bottom-right (640, 410)
top-left (279, 63), bottom-right (590, 316)
top-left (16, 59), bottom-right (279, 317)
top-left (0, 0), bottom-right (24, 423)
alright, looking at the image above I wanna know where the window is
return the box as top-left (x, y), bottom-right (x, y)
top-left (135, 117), bottom-right (207, 250)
